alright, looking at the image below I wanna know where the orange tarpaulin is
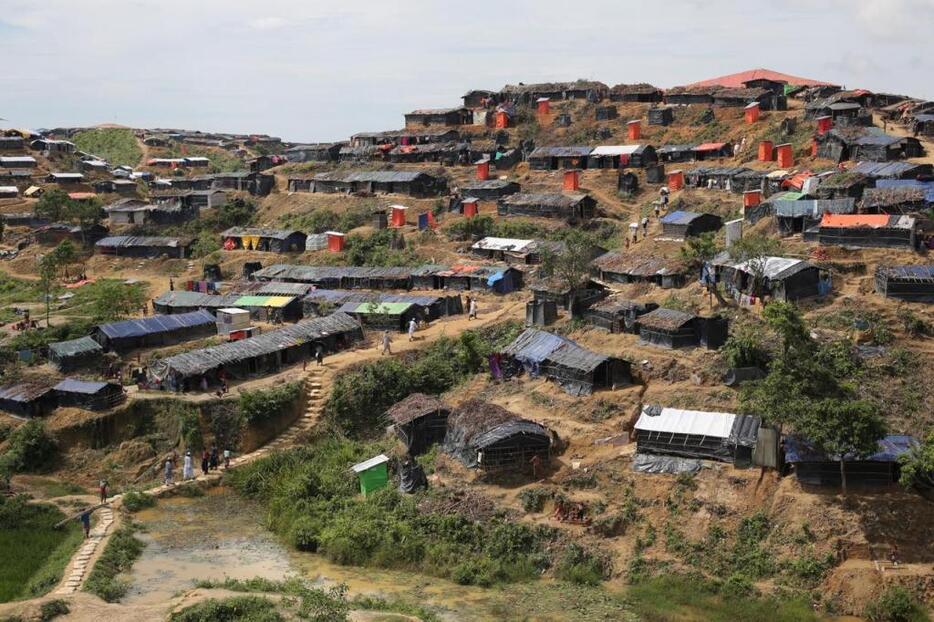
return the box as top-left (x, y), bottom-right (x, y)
top-left (820, 214), bottom-right (891, 228)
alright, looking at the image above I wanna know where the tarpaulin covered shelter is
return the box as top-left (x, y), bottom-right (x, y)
top-left (95, 236), bottom-right (191, 258)
top-left (609, 83), bottom-right (663, 102)
top-left (637, 308), bottom-right (700, 349)
top-left (442, 399), bottom-right (552, 470)
top-left (0, 382), bottom-right (55, 417)
top-left (497, 192), bottom-right (596, 221)
top-left (634, 405), bottom-right (763, 465)
top-left (862, 186), bottom-right (929, 214)
top-left (502, 328), bottom-right (630, 396)
top-left (221, 228), bottom-right (307, 253)
top-left (301, 170), bottom-right (448, 198)
top-left (784, 435), bottom-right (917, 487)
top-left (874, 265), bottom-right (934, 302)
top-left (148, 313), bottom-right (363, 390)
top-left (526, 146), bottom-right (593, 170)
top-left (461, 179), bottom-right (521, 200)
top-left (587, 145), bottom-right (657, 169)
top-left (660, 211), bottom-right (723, 238)
top-left (817, 214), bottom-right (917, 249)
top-left (385, 393), bottom-right (450, 456)
top-left (593, 252), bottom-right (689, 289)
top-left (708, 255), bottom-right (824, 302)
top-left (48, 336), bottom-right (104, 373)
top-left (470, 237), bottom-right (566, 265)
top-left (583, 297), bottom-right (659, 333)
top-left (92, 310), bottom-right (216, 352)
top-left (528, 277), bottom-right (607, 312)
top-left (251, 264), bottom-right (414, 290)
top-left (432, 264), bottom-right (522, 294)
top-left (53, 379), bottom-right (125, 411)
top-left (851, 161), bottom-right (932, 180)
top-left (302, 290), bottom-right (462, 320)
top-left (772, 197), bottom-right (856, 235)
top-left (338, 301), bottom-right (419, 331)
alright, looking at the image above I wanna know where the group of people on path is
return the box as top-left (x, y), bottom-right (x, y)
top-left (164, 446), bottom-right (230, 486)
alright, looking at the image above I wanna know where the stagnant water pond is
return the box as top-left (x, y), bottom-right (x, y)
top-left (126, 487), bottom-right (525, 620)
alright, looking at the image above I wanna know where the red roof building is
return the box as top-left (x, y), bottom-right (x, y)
top-left (688, 68), bottom-right (837, 89)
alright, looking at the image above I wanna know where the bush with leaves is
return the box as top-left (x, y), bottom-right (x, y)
top-left (898, 431), bottom-right (934, 491)
top-left (0, 420), bottom-right (57, 475)
top-left (863, 586), bottom-right (927, 622)
top-left (238, 383), bottom-right (302, 426)
top-left (721, 324), bottom-right (771, 369)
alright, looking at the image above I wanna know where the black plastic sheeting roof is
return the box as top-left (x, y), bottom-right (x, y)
top-left (152, 312), bottom-right (361, 378)
top-left (48, 336), bottom-right (103, 358)
top-left (96, 310), bottom-right (215, 339)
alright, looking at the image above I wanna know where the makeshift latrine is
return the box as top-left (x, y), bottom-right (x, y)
top-left (385, 393), bottom-right (450, 456)
top-left (874, 265), bottom-right (934, 302)
top-left (783, 435), bottom-right (918, 487)
top-left (502, 328), bottom-right (631, 396)
top-left (48, 336), bottom-right (104, 373)
top-left (634, 405), bottom-right (765, 466)
top-left (442, 400), bottom-right (553, 470)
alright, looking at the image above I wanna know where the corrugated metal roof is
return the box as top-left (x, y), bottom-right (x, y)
top-left (687, 68), bottom-right (836, 88)
top-left (590, 145), bottom-right (643, 156)
top-left (502, 328), bottom-right (607, 372)
top-left (342, 302), bottom-right (413, 315)
top-left (156, 312), bottom-right (361, 377)
top-left (304, 290), bottom-right (447, 307)
top-left (97, 309), bottom-right (216, 339)
top-left (635, 406), bottom-right (737, 439)
top-left (0, 382), bottom-right (53, 402)
top-left (876, 265), bottom-right (934, 281)
top-left (528, 146), bottom-right (593, 158)
top-left (772, 198), bottom-right (856, 217)
top-left (232, 295), bottom-right (296, 308)
top-left (351, 454), bottom-right (390, 473)
top-left (471, 237), bottom-right (536, 252)
top-left (252, 264), bottom-right (415, 282)
top-left (728, 256), bottom-right (813, 280)
top-left (693, 142), bottom-right (727, 151)
top-left (153, 291), bottom-right (239, 308)
top-left (851, 161), bottom-right (926, 178)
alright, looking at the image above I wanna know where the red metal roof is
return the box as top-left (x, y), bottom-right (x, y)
top-left (688, 68), bottom-right (837, 89)
top-left (820, 214), bottom-right (891, 228)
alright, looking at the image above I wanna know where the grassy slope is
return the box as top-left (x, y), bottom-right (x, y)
top-left (72, 128), bottom-right (143, 168)
top-left (0, 503), bottom-right (84, 602)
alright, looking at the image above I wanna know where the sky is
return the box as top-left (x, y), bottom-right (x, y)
top-left (1, 0), bottom-right (932, 142)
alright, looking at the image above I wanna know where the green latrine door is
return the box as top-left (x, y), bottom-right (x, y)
top-left (351, 454), bottom-right (390, 496)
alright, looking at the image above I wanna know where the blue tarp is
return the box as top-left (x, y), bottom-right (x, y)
top-left (660, 210), bottom-right (701, 225)
top-left (875, 179), bottom-right (934, 203)
top-left (784, 434), bottom-right (918, 464)
top-left (96, 309), bottom-right (215, 339)
top-left (53, 379), bottom-right (109, 394)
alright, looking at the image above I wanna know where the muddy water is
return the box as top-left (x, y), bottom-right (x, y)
top-left (125, 487), bottom-right (503, 620)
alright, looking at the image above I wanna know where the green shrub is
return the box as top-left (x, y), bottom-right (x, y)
top-left (0, 420), bottom-right (57, 475)
top-left (864, 586), bottom-right (928, 622)
top-left (84, 523), bottom-right (145, 602)
top-left (721, 573), bottom-right (755, 598)
top-left (554, 544), bottom-right (609, 586)
top-left (721, 326), bottom-right (771, 369)
top-left (518, 487), bottom-right (551, 513)
top-left (121, 491), bottom-right (156, 513)
top-left (170, 596), bottom-right (284, 622)
top-left (39, 599), bottom-right (69, 621)
top-left (239, 383), bottom-right (302, 425)
top-left (72, 129), bottom-right (142, 168)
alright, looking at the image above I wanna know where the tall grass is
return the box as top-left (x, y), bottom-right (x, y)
top-left (0, 501), bottom-right (83, 602)
top-left (84, 522), bottom-right (145, 602)
top-left (72, 128), bottom-right (142, 168)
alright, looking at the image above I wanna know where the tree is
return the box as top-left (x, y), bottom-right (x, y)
top-left (88, 280), bottom-right (149, 322)
top-left (37, 253), bottom-right (60, 327)
top-left (34, 188), bottom-right (71, 222)
top-left (541, 230), bottom-right (596, 318)
top-left (48, 240), bottom-right (78, 279)
top-left (64, 197), bottom-right (103, 246)
top-left (727, 234), bottom-right (781, 297)
top-left (762, 301), bottom-right (811, 356)
top-left (679, 231), bottom-right (721, 267)
top-left (191, 229), bottom-right (220, 259)
top-left (793, 398), bottom-right (886, 497)
top-left (898, 432), bottom-right (934, 492)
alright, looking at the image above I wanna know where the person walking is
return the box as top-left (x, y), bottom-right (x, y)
top-left (98, 479), bottom-right (107, 504)
top-left (380, 330), bottom-right (392, 355)
top-left (183, 451), bottom-right (194, 480)
top-left (223, 448), bottom-right (231, 470)
top-left (79, 508), bottom-right (91, 539)
top-left (641, 216), bottom-right (649, 237)
top-left (468, 298), bottom-right (478, 320)
top-left (315, 344), bottom-right (324, 366)
top-left (209, 446), bottom-right (219, 471)
top-left (201, 450), bottom-right (209, 476)
top-left (408, 317), bottom-right (417, 342)
top-left (164, 458), bottom-right (174, 486)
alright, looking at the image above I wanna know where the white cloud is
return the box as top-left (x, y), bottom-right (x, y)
top-left (247, 16), bottom-right (287, 31)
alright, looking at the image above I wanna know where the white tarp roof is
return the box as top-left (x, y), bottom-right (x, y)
top-left (731, 256), bottom-right (808, 279)
top-left (635, 407), bottom-right (736, 439)
top-left (351, 453), bottom-right (389, 473)
top-left (472, 237), bottom-right (535, 252)
top-left (590, 145), bottom-right (642, 156)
